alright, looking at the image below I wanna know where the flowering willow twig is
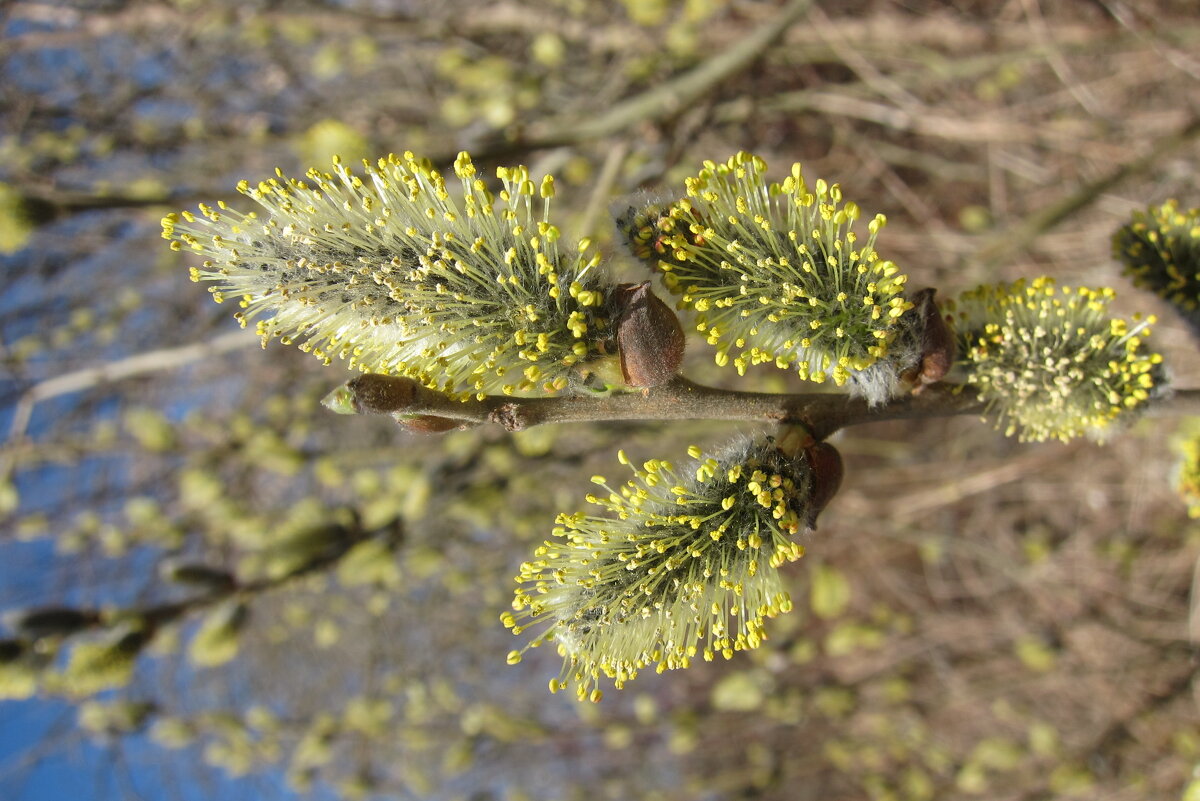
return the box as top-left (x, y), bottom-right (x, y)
top-left (164, 134), bottom-right (1194, 704)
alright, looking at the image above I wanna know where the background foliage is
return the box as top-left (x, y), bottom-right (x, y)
top-left (2, 1), bottom-right (1199, 799)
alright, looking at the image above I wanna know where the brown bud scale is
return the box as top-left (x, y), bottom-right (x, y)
top-left (611, 282), bottom-right (685, 388)
top-left (804, 441), bottom-right (844, 530)
top-left (900, 288), bottom-right (956, 394)
top-left (917, 288), bottom-right (956, 388)
top-left (394, 414), bottom-right (465, 434)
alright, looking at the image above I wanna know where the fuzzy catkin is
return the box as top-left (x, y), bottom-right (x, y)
top-left (164, 152), bottom-right (612, 400)
top-left (946, 277), bottom-right (1163, 443)
top-left (504, 439), bottom-right (815, 701)
top-left (1113, 199), bottom-right (1200, 336)
top-left (617, 152), bottom-right (912, 395)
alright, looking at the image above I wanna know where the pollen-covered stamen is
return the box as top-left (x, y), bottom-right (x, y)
top-left (617, 152), bottom-right (912, 392)
top-left (163, 152), bottom-right (614, 399)
top-left (505, 438), bottom-right (819, 701)
top-left (946, 277), bottom-right (1164, 443)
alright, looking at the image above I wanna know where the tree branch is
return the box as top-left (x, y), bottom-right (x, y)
top-left (973, 112), bottom-right (1200, 269)
top-left (335, 374), bottom-right (1200, 439)
top-left (334, 374), bottom-right (982, 439)
top-left (3, 330), bottom-right (253, 475)
top-left (1146, 388), bottom-right (1200, 418)
top-left (439, 0), bottom-right (814, 161)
